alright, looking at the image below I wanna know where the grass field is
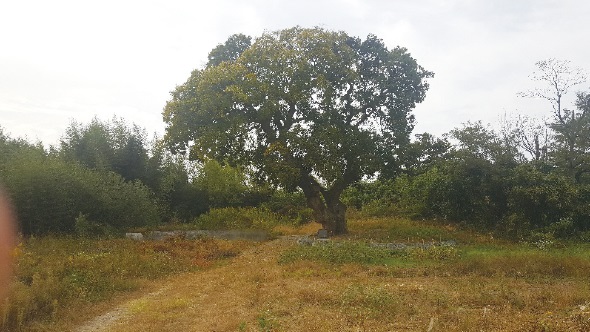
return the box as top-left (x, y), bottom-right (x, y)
top-left (3, 216), bottom-right (590, 331)
top-left (1, 236), bottom-right (254, 331)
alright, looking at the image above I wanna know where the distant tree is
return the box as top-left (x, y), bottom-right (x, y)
top-left (145, 139), bottom-right (208, 221)
top-left (194, 160), bottom-right (248, 208)
top-left (60, 117), bottom-right (149, 182)
top-left (519, 58), bottom-right (589, 182)
top-left (499, 114), bottom-right (550, 162)
top-left (394, 132), bottom-right (451, 177)
top-left (163, 27), bottom-right (433, 234)
top-left (518, 58), bottom-right (587, 122)
top-left (0, 134), bottom-right (159, 235)
top-left (449, 121), bottom-right (518, 165)
top-left (0, 127), bottom-right (45, 168)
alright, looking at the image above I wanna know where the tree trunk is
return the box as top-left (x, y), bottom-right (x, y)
top-left (322, 195), bottom-right (347, 235)
top-left (304, 185), bottom-right (327, 225)
top-left (534, 134), bottom-right (540, 161)
top-left (299, 176), bottom-right (348, 235)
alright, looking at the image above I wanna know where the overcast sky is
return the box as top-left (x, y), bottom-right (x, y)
top-left (1, 0), bottom-right (589, 146)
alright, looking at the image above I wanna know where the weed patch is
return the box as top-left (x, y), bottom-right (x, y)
top-left (346, 216), bottom-right (481, 244)
top-left (279, 240), bottom-right (460, 268)
top-left (279, 241), bottom-right (398, 265)
top-left (454, 245), bottom-right (590, 278)
top-left (193, 207), bottom-right (287, 231)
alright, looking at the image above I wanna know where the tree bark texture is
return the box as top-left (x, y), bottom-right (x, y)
top-left (299, 175), bottom-right (348, 235)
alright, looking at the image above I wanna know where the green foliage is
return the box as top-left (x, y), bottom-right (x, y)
top-left (392, 159), bottom-right (590, 239)
top-left (393, 169), bottom-right (450, 219)
top-left (74, 213), bottom-right (116, 238)
top-left (60, 117), bottom-right (150, 183)
top-left (384, 132), bottom-right (451, 178)
top-left (341, 180), bottom-right (397, 210)
top-left (163, 26), bottom-right (433, 233)
top-left (450, 121), bottom-right (519, 163)
top-left (207, 33), bottom-right (252, 67)
top-left (341, 180), bottom-right (404, 218)
top-left (549, 92), bottom-right (590, 183)
top-left (147, 146), bottom-right (209, 222)
top-left (1, 151), bottom-right (159, 235)
top-left (345, 153), bottom-right (511, 225)
top-left (499, 165), bottom-right (578, 238)
top-left (339, 116), bottom-right (590, 239)
top-left (260, 190), bottom-right (313, 224)
top-left (194, 159), bottom-right (248, 208)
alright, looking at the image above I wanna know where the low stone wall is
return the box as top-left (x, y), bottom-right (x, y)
top-left (125, 229), bottom-right (270, 242)
top-left (294, 236), bottom-right (457, 250)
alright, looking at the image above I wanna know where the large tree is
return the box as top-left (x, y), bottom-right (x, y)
top-left (163, 27), bottom-right (432, 234)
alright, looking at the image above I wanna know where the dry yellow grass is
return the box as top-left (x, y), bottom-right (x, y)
top-left (1, 237), bottom-right (255, 331)
top-left (74, 234), bottom-right (590, 332)
top-left (272, 222), bottom-right (323, 236)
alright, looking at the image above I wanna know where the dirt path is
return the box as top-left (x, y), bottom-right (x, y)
top-left (73, 237), bottom-right (300, 332)
top-left (74, 286), bottom-right (171, 332)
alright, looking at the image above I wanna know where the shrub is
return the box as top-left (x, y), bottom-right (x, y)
top-left (505, 166), bottom-right (576, 229)
top-left (74, 213), bottom-right (117, 238)
top-left (341, 180), bottom-right (397, 210)
top-left (261, 191), bottom-right (313, 224)
top-left (194, 160), bottom-right (248, 208)
top-left (1, 154), bottom-right (159, 235)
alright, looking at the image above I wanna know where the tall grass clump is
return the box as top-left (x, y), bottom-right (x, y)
top-left (193, 207), bottom-right (287, 231)
top-left (347, 217), bottom-right (459, 242)
top-left (280, 242), bottom-right (401, 265)
top-left (454, 244), bottom-right (590, 278)
top-left (280, 240), bottom-right (460, 267)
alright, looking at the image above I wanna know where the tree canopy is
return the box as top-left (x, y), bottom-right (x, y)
top-left (163, 27), bottom-right (433, 234)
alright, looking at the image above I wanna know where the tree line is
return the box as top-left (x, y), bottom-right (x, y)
top-left (0, 117), bottom-right (271, 235)
top-left (1, 27), bottom-right (589, 240)
top-left (346, 58), bottom-right (590, 240)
